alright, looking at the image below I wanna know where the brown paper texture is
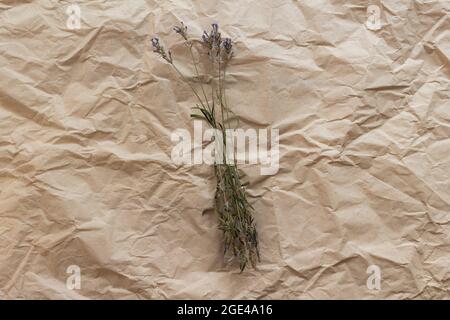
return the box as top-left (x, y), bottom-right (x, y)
top-left (0, 0), bottom-right (449, 299)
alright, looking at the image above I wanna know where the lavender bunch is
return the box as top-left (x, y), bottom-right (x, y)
top-left (151, 22), bottom-right (259, 271)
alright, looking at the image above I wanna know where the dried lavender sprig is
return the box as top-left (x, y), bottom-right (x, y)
top-left (151, 37), bottom-right (172, 63)
top-left (151, 33), bottom-right (209, 112)
top-left (202, 23), bottom-right (225, 60)
top-left (173, 21), bottom-right (188, 41)
top-left (151, 22), bottom-right (258, 271)
top-left (201, 24), bottom-right (234, 63)
top-left (172, 23), bottom-right (212, 110)
top-left (222, 38), bottom-right (232, 54)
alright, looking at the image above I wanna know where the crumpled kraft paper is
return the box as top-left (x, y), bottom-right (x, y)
top-left (0, 0), bottom-right (449, 299)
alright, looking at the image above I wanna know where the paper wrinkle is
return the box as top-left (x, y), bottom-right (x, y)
top-left (0, 0), bottom-right (449, 299)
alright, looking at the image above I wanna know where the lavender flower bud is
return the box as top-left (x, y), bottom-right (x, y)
top-left (150, 37), bottom-right (172, 63)
top-left (173, 22), bottom-right (188, 40)
top-left (222, 38), bottom-right (232, 54)
top-left (212, 23), bottom-right (219, 34)
top-left (151, 37), bottom-right (159, 50)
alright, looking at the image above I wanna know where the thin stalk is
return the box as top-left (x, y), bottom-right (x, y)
top-left (218, 60), bottom-right (227, 165)
top-left (170, 62), bottom-right (207, 110)
top-left (188, 43), bottom-right (211, 111)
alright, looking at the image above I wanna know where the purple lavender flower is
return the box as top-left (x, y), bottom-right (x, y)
top-left (212, 23), bottom-right (219, 34)
top-left (202, 31), bottom-right (209, 43)
top-left (150, 37), bottom-right (172, 63)
top-left (200, 23), bottom-right (234, 61)
top-left (151, 37), bottom-right (159, 50)
top-left (222, 38), bottom-right (232, 54)
top-left (173, 21), bottom-right (188, 40)
top-left (211, 23), bottom-right (221, 43)
top-left (202, 30), bottom-right (213, 50)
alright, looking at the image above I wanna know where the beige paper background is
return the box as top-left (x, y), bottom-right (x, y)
top-left (0, 0), bottom-right (449, 299)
